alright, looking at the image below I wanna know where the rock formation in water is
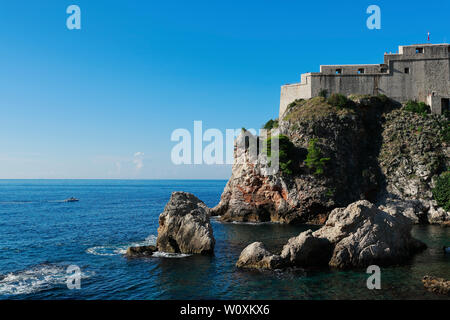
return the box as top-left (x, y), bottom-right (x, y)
top-left (212, 96), bottom-right (449, 225)
top-left (422, 275), bottom-right (450, 295)
top-left (236, 200), bottom-right (426, 270)
top-left (125, 245), bottom-right (157, 258)
top-left (156, 191), bottom-right (215, 255)
top-left (235, 242), bottom-right (285, 269)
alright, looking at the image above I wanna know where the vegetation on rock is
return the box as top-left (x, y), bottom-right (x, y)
top-left (432, 172), bottom-right (450, 211)
top-left (404, 100), bottom-right (430, 116)
top-left (283, 96), bottom-right (354, 122)
top-left (327, 93), bottom-right (351, 110)
top-left (304, 138), bottom-right (330, 175)
top-left (318, 89), bottom-right (328, 98)
top-left (264, 134), bottom-right (295, 175)
top-left (262, 119), bottom-right (279, 130)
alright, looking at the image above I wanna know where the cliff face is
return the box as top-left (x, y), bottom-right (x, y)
top-left (212, 96), bottom-right (449, 224)
top-left (379, 109), bottom-right (449, 200)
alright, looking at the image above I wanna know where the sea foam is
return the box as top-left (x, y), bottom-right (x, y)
top-left (0, 263), bottom-right (93, 296)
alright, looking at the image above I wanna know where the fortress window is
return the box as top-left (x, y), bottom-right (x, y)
top-left (415, 47), bottom-right (424, 54)
top-left (335, 69), bottom-right (342, 74)
top-left (358, 68), bottom-right (365, 74)
top-left (404, 67), bottom-right (410, 74)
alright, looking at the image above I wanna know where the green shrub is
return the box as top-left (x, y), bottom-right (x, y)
top-left (442, 122), bottom-right (450, 143)
top-left (287, 99), bottom-right (304, 110)
top-left (304, 138), bottom-right (330, 175)
top-left (262, 119), bottom-right (279, 130)
top-left (263, 134), bottom-right (295, 175)
top-left (318, 89), bottom-right (328, 98)
top-left (326, 188), bottom-right (335, 198)
top-left (377, 94), bottom-right (389, 104)
top-left (404, 100), bottom-right (429, 115)
top-left (432, 171), bottom-right (450, 211)
top-left (327, 93), bottom-right (349, 109)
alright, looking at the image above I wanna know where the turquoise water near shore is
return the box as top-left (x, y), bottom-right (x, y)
top-left (0, 179), bottom-right (449, 300)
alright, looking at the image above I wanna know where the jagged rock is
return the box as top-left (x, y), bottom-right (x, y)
top-left (422, 276), bottom-right (450, 295)
top-left (236, 242), bottom-right (285, 269)
top-left (236, 200), bottom-right (426, 270)
top-left (426, 200), bottom-right (450, 224)
top-left (378, 198), bottom-right (427, 224)
top-left (156, 192), bottom-right (215, 255)
top-left (125, 245), bottom-right (157, 258)
top-left (379, 109), bottom-right (449, 208)
top-left (211, 131), bottom-right (300, 223)
top-left (280, 230), bottom-right (332, 266)
top-left (314, 200), bottom-right (426, 268)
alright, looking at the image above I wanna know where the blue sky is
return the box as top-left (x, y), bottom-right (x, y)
top-left (0, 0), bottom-right (448, 179)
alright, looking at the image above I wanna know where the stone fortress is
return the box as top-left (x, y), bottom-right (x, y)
top-left (279, 43), bottom-right (450, 118)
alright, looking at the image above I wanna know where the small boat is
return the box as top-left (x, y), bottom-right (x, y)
top-left (64, 197), bottom-right (79, 202)
top-left (444, 246), bottom-right (450, 254)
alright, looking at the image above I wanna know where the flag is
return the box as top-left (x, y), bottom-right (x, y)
top-left (427, 32), bottom-right (430, 41)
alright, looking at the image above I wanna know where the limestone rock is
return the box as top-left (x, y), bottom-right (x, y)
top-left (426, 200), bottom-right (450, 224)
top-left (280, 230), bottom-right (332, 266)
top-left (125, 245), bottom-right (157, 258)
top-left (314, 200), bottom-right (426, 268)
top-left (156, 192), bottom-right (215, 255)
top-left (236, 242), bottom-right (285, 269)
top-left (214, 98), bottom-right (449, 225)
top-left (236, 200), bottom-right (426, 270)
top-left (378, 198), bottom-right (427, 224)
top-left (379, 109), bottom-right (449, 209)
top-left (422, 276), bottom-right (450, 295)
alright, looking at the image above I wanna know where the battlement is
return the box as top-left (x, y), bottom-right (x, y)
top-left (280, 44), bottom-right (450, 117)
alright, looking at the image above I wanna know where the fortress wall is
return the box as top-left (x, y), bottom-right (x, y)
top-left (279, 44), bottom-right (450, 116)
top-left (382, 59), bottom-right (419, 101)
top-left (424, 58), bottom-right (450, 96)
top-left (320, 64), bottom-right (383, 75)
top-left (309, 74), bottom-right (382, 97)
top-left (279, 81), bottom-right (312, 118)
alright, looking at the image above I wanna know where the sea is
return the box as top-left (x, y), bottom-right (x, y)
top-left (0, 179), bottom-right (449, 300)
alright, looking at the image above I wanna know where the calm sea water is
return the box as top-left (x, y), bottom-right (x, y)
top-left (0, 179), bottom-right (449, 300)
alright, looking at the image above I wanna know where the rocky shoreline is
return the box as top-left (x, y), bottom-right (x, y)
top-left (236, 200), bottom-right (426, 270)
top-left (126, 96), bottom-right (448, 298)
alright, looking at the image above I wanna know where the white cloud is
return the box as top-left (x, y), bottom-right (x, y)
top-left (133, 152), bottom-right (144, 170)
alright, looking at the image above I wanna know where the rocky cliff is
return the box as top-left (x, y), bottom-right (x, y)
top-left (212, 95), bottom-right (449, 224)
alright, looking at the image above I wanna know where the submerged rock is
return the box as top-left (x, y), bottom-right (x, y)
top-left (156, 192), bottom-right (215, 255)
top-left (125, 245), bottom-right (157, 258)
top-left (236, 200), bottom-right (426, 270)
top-left (422, 276), bottom-right (450, 295)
